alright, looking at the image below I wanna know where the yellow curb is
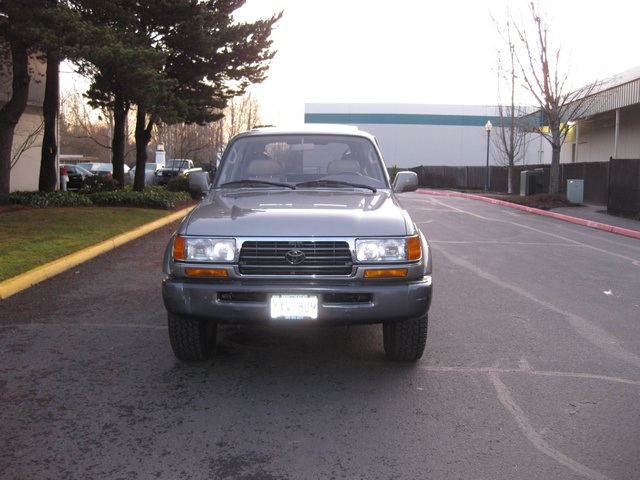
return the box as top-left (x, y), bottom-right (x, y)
top-left (0, 207), bottom-right (192, 301)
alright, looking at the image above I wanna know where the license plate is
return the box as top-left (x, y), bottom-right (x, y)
top-left (270, 295), bottom-right (318, 320)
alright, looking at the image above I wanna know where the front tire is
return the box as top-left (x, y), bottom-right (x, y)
top-left (168, 313), bottom-right (217, 361)
top-left (383, 315), bottom-right (428, 361)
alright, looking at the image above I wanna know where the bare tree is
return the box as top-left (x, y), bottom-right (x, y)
top-left (225, 93), bottom-right (262, 139)
top-left (152, 92), bottom-right (261, 167)
top-left (154, 122), bottom-right (222, 165)
top-left (492, 16), bottom-right (530, 194)
top-left (60, 88), bottom-right (137, 163)
top-left (505, 0), bottom-right (600, 194)
top-left (61, 90), bottom-right (109, 145)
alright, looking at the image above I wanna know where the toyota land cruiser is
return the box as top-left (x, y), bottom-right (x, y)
top-left (162, 126), bottom-right (433, 361)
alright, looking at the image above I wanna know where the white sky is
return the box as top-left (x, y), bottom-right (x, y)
top-left (234, 0), bottom-right (640, 125)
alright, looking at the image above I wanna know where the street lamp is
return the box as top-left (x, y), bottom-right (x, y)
top-left (484, 120), bottom-right (492, 191)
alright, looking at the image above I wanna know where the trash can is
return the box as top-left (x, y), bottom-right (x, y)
top-left (567, 179), bottom-right (584, 204)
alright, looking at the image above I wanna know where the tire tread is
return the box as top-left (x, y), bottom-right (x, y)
top-left (383, 315), bottom-right (428, 361)
top-left (168, 313), bottom-right (216, 361)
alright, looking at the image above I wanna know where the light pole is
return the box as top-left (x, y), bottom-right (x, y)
top-left (484, 120), bottom-right (492, 191)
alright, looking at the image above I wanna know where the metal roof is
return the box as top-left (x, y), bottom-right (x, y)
top-left (575, 65), bottom-right (640, 118)
top-left (520, 66), bottom-right (640, 126)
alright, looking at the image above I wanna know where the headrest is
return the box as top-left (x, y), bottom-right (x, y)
top-left (246, 159), bottom-right (283, 176)
top-left (327, 158), bottom-right (361, 175)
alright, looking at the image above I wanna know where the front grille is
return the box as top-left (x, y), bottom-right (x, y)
top-left (239, 241), bottom-right (352, 276)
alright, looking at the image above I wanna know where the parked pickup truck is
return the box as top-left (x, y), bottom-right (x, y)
top-left (162, 126), bottom-right (433, 362)
top-left (156, 159), bottom-right (202, 185)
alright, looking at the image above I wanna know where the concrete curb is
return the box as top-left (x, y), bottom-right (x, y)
top-left (0, 207), bottom-right (192, 301)
top-left (418, 189), bottom-right (640, 240)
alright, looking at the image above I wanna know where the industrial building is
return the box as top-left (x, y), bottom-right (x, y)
top-left (304, 65), bottom-right (640, 171)
top-left (305, 103), bottom-right (549, 169)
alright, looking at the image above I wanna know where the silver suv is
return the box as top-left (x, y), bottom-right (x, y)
top-left (162, 126), bottom-right (433, 361)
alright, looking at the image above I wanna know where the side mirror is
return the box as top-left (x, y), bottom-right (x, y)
top-left (393, 171), bottom-right (418, 193)
top-left (189, 171), bottom-right (211, 197)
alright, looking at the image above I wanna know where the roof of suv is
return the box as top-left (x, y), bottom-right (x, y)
top-left (238, 124), bottom-right (373, 139)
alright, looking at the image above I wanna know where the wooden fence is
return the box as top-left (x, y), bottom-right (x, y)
top-left (608, 158), bottom-right (640, 216)
top-left (410, 161), bottom-right (622, 207)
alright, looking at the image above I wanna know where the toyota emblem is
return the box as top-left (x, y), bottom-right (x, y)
top-left (285, 250), bottom-right (306, 265)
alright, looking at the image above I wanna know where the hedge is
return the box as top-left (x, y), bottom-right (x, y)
top-left (9, 187), bottom-right (192, 210)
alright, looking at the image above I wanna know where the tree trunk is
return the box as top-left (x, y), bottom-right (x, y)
top-left (548, 128), bottom-right (563, 195)
top-left (0, 40), bottom-right (31, 205)
top-left (507, 164), bottom-right (514, 194)
top-left (549, 144), bottom-right (562, 195)
top-left (111, 91), bottom-right (129, 188)
top-left (39, 50), bottom-right (60, 192)
top-left (133, 108), bottom-right (154, 192)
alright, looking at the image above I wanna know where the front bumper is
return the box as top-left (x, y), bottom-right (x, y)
top-left (162, 277), bottom-right (432, 325)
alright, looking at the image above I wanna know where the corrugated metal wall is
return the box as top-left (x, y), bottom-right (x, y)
top-left (581, 79), bottom-right (640, 117)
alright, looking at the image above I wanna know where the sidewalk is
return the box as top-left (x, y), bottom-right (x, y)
top-left (418, 189), bottom-right (640, 239)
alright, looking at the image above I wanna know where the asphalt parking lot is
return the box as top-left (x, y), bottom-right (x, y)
top-left (1, 192), bottom-right (638, 479)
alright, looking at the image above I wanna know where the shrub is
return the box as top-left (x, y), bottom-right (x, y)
top-left (8, 187), bottom-right (191, 210)
top-left (166, 175), bottom-right (190, 193)
top-left (388, 165), bottom-right (399, 182)
top-left (166, 175), bottom-right (206, 199)
top-left (81, 175), bottom-right (121, 193)
top-left (88, 187), bottom-right (191, 209)
top-left (9, 191), bottom-right (93, 207)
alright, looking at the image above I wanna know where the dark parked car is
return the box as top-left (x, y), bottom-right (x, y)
top-left (61, 164), bottom-right (93, 190)
top-left (77, 162), bottom-right (130, 183)
top-left (162, 126), bottom-right (433, 362)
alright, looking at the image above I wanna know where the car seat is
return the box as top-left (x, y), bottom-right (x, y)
top-left (327, 157), bottom-right (362, 175)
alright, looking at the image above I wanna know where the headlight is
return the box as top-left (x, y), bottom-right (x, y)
top-left (173, 236), bottom-right (236, 262)
top-left (355, 236), bottom-right (421, 262)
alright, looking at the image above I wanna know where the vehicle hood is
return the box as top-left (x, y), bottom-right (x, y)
top-left (179, 189), bottom-right (415, 237)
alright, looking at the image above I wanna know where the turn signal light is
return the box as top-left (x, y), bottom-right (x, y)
top-left (173, 236), bottom-right (186, 260)
top-left (185, 268), bottom-right (228, 278)
top-left (407, 236), bottom-right (422, 261)
top-left (363, 268), bottom-right (408, 279)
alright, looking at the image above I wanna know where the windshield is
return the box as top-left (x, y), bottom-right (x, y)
top-left (215, 134), bottom-right (389, 189)
top-left (166, 160), bottom-right (188, 168)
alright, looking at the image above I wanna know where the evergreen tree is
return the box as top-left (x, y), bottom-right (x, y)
top-left (0, 0), bottom-right (91, 202)
top-left (130, 0), bottom-right (281, 190)
top-left (71, 0), bottom-right (281, 190)
top-left (74, 33), bottom-right (169, 186)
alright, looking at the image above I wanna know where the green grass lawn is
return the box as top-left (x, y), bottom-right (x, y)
top-left (0, 207), bottom-right (171, 282)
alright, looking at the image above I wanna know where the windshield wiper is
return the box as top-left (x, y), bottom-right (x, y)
top-left (296, 180), bottom-right (377, 193)
top-left (219, 179), bottom-right (295, 190)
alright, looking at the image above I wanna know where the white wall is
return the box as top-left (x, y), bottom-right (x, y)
top-left (1, 55), bottom-right (46, 192)
top-left (305, 103), bottom-right (551, 169)
top-left (562, 104), bottom-right (640, 163)
top-left (9, 106), bottom-right (42, 192)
